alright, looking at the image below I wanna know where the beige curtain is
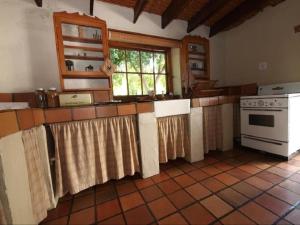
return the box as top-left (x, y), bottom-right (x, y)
top-left (50, 115), bottom-right (140, 198)
top-left (233, 103), bottom-right (241, 140)
top-left (203, 105), bottom-right (223, 153)
top-left (22, 127), bottom-right (52, 223)
top-left (157, 114), bottom-right (190, 163)
top-left (0, 156), bottom-right (11, 225)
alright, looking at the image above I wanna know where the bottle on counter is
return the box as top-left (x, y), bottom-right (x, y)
top-left (47, 88), bottom-right (59, 108)
top-left (35, 88), bottom-right (48, 108)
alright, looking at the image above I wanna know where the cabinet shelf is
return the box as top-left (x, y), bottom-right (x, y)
top-left (189, 57), bottom-right (204, 61)
top-left (64, 45), bottom-right (103, 52)
top-left (63, 35), bottom-right (102, 44)
top-left (64, 55), bottom-right (104, 61)
top-left (63, 71), bottom-right (111, 79)
top-left (188, 51), bottom-right (206, 56)
top-left (191, 68), bottom-right (205, 71)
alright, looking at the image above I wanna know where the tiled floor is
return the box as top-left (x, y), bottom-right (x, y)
top-left (41, 148), bottom-right (300, 225)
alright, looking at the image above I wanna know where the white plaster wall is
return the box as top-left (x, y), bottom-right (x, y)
top-left (210, 0), bottom-right (300, 86)
top-left (0, 0), bottom-right (209, 93)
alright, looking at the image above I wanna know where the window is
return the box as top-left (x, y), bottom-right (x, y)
top-left (110, 47), bottom-right (168, 96)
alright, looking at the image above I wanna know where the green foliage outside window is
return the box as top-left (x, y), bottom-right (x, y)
top-left (110, 48), bottom-right (167, 96)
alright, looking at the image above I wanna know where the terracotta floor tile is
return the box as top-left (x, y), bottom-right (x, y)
top-left (116, 182), bottom-right (137, 196)
top-left (268, 185), bottom-right (300, 205)
top-left (221, 211), bottom-right (255, 225)
top-left (285, 209), bottom-right (300, 224)
top-left (267, 167), bottom-right (294, 178)
top-left (256, 171), bottom-right (285, 184)
top-left (217, 188), bottom-right (248, 207)
top-left (201, 177), bottom-right (226, 193)
top-left (277, 219), bottom-right (293, 225)
top-left (74, 187), bottom-right (94, 198)
top-left (232, 182), bottom-right (262, 199)
top-left (181, 203), bottom-right (216, 225)
top-left (98, 214), bottom-right (125, 225)
top-left (245, 176), bottom-right (273, 190)
top-left (167, 189), bottom-right (195, 209)
top-left (289, 173), bottom-right (300, 183)
top-left (201, 166), bottom-right (222, 176)
top-left (72, 194), bottom-right (94, 212)
top-left (96, 199), bottom-right (121, 221)
top-left (201, 195), bottom-right (233, 218)
top-left (141, 185), bottom-right (163, 202)
top-left (249, 160), bottom-right (272, 170)
top-left (95, 186), bottom-right (117, 204)
top-left (45, 200), bottom-right (71, 222)
top-left (255, 193), bottom-right (292, 216)
top-left (165, 167), bottom-right (184, 177)
top-left (239, 202), bottom-right (279, 224)
top-left (214, 173), bottom-right (240, 186)
top-left (124, 205), bottom-right (154, 225)
top-left (203, 156), bottom-right (219, 164)
top-left (225, 158), bottom-right (245, 167)
top-left (178, 163), bottom-right (197, 173)
top-left (158, 213), bottom-right (188, 225)
top-left (157, 179), bottom-right (181, 194)
top-left (151, 172), bottom-right (170, 183)
top-left (227, 168), bottom-right (252, 180)
top-left (173, 174), bottom-right (196, 187)
top-left (238, 164), bottom-right (261, 174)
top-left (288, 159), bottom-right (300, 167)
top-left (119, 192), bottom-right (144, 211)
top-left (134, 177), bottom-right (154, 190)
top-left (279, 179), bottom-right (300, 195)
top-left (185, 183), bottom-right (211, 200)
top-left (276, 162), bottom-right (299, 172)
top-left (213, 162), bottom-right (234, 171)
top-left (192, 160), bottom-right (207, 168)
top-left (188, 169), bottom-right (209, 181)
top-left (43, 216), bottom-right (68, 225)
top-left (148, 197), bottom-right (176, 220)
top-left (69, 207), bottom-right (95, 225)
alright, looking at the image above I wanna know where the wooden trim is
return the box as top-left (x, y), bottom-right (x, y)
top-left (96, 105), bottom-right (118, 117)
top-left (295, 25), bottom-right (300, 33)
top-left (35, 0), bottom-right (42, 7)
top-left (44, 108), bottom-right (72, 123)
top-left (109, 29), bottom-right (181, 48)
top-left (16, 109), bottom-right (35, 130)
top-left (109, 41), bottom-right (169, 52)
top-left (136, 102), bottom-right (154, 113)
top-left (117, 104), bottom-right (137, 115)
top-left (133, 0), bottom-right (148, 23)
top-left (72, 107), bottom-right (96, 120)
top-left (162, 0), bottom-right (190, 29)
top-left (0, 111), bottom-right (19, 138)
top-left (0, 93), bottom-right (13, 102)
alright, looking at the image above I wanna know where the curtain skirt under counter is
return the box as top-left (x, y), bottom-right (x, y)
top-left (50, 115), bottom-right (140, 198)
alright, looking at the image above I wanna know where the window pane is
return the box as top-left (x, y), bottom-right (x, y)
top-left (110, 48), bottom-right (126, 72)
top-left (128, 74), bottom-right (142, 95)
top-left (141, 52), bottom-right (154, 73)
top-left (112, 73), bottom-right (127, 96)
top-left (155, 74), bottom-right (167, 95)
top-left (142, 74), bottom-right (154, 95)
top-left (126, 50), bottom-right (141, 72)
top-left (154, 53), bottom-right (166, 74)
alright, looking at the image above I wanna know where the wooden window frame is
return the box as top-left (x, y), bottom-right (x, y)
top-left (109, 41), bottom-right (173, 100)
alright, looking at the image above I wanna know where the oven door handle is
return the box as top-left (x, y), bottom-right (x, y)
top-left (242, 108), bottom-right (283, 112)
top-left (243, 135), bottom-right (283, 145)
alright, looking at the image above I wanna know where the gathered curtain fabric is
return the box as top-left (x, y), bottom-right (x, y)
top-left (203, 105), bottom-right (223, 153)
top-left (50, 115), bottom-right (140, 198)
top-left (157, 114), bottom-right (190, 163)
top-left (22, 127), bottom-right (53, 224)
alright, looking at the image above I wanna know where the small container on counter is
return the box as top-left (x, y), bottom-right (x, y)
top-left (35, 88), bottom-right (48, 108)
top-left (47, 88), bottom-right (59, 108)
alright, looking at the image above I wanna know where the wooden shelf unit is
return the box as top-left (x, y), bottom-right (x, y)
top-left (53, 12), bottom-right (111, 100)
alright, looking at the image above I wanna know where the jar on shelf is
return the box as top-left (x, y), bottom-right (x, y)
top-left (35, 88), bottom-right (47, 108)
top-left (47, 88), bottom-right (59, 108)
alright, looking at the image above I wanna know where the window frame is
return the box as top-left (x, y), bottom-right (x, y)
top-left (109, 41), bottom-right (173, 98)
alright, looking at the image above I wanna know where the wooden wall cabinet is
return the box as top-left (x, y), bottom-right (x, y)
top-left (53, 12), bottom-right (111, 99)
top-left (180, 35), bottom-right (211, 97)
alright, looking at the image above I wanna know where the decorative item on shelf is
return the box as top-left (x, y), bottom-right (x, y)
top-left (83, 52), bottom-right (87, 57)
top-left (85, 65), bottom-right (94, 71)
top-left (35, 88), bottom-right (48, 108)
top-left (191, 63), bottom-right (198, 69)
top-left (47, 88), bottom-right (59, 108)
top-left (78, 26), bottom-right (84, 37)
top-left (93, 30), bottom-right (100, 40)
top-left (100, 58), bottom-right (116, 76)
top-left (190, 45), bottom-right (198, 52)
top-left (65, 60), bottom-right (74, 71)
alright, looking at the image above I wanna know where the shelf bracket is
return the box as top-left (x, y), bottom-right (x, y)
top-left (34, 0), bottom-right (42, 7)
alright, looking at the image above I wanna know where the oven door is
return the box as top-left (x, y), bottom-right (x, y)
top-left (241, 108), bottom-right (288, 142)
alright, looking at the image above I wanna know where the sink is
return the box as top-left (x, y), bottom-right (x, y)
top-left (154, 99), bottom-right (190, 118)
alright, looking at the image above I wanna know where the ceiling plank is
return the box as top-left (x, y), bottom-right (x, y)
top-left (133, 0), bottom-right (148, 23)
top-left (162, 0), bottom-right (190, 29)
top-left (209, 0), bottom-right (271, 37)
top-left (90, 0), bottom-right (94, 16)
top-left (34, 0), bottom-right (42, 7)
top-left (187, 0), bottom-right (228, 33)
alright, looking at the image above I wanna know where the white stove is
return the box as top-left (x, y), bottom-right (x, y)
top-left (240, 83), bottom-right (300, 158)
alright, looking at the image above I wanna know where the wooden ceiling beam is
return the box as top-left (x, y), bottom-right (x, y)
top-left (295, 25), bottom-right (300, 33)
top-left (90, 0), bottom-right (94, 16)
top-left (34, 0), bottom-right (42, 7)
top-left (209, 0), bottom-right (271, 37)
top-left (187, 0), bottom-right (228, 33)
top-left (133, 0), bottom-right (148, 23)
top-left (162, 0), bottom-right (190, 29)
